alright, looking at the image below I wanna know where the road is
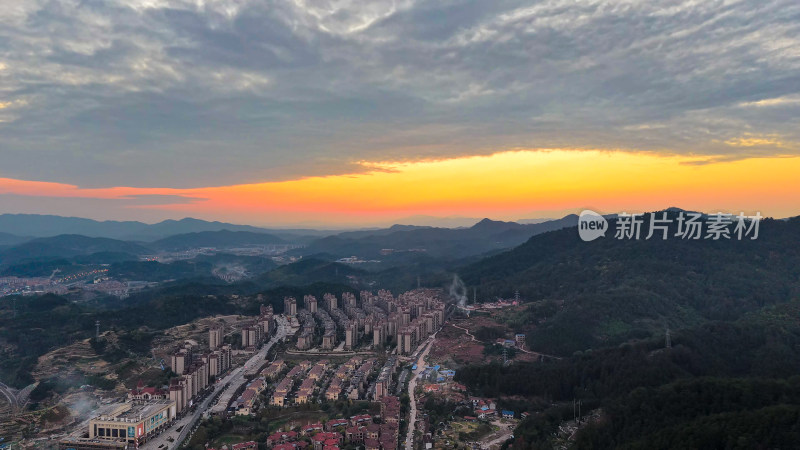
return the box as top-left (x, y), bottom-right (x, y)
top-left (404, 331), bottom-right (437, 450)
top-left (395, 369), bottom-right (409, 396)
top-left (0, 382), bottom-right (19, 410)
top-left (481, 420), bottom-right (515, 449)
top-left (141, 317), bottom-right (290, 450)
top-left (210, 317), bottom-right (290, 414)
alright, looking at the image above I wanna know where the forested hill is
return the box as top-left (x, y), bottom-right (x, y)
top-left (461, 213), bottom-right (800, 355)
top-left (455, 212), bottom-right (800, 449)
top-left (151, 230), bottom-right (285, 250)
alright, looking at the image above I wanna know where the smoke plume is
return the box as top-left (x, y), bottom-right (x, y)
top-left (449, 274), bottom-right (468, 308)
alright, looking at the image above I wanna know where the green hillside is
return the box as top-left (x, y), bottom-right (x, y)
top-left (461, 214), bottom-right (800, 355)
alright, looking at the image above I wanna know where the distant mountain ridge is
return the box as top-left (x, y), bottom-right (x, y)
top-left (152, 230), bottom-right (285, 250)
top-left (0, 234), bottom-right (151, 265)
top-left (0, 232), bottom-right (32, 247)
top-left (0, 214), bottom-right (273, 241)
top-left (292, 214), bottom-right (579, 261)
top-left (0, 213), bottom-right (581, 268)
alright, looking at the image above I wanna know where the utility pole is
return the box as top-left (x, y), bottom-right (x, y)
top-left (472, 287), bottom-right (476, 305)
top-left (417, 276), bottom-right (421, 289)
top-left (96, 320), bottom-right (100, 339)
top-left (665, 327), bottom-right (672, 349)
top-left (514, 290), bottom-right (520, 303)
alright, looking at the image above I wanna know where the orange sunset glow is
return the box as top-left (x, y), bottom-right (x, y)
top-left (2, 150), bottom-right (798, 226)
top-left (2, 0), bottom-right (799, 227)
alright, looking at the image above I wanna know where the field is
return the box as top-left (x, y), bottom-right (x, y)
top-left (429, 311), bottom-right (541, 367)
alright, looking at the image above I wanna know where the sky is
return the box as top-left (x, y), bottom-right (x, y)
top-left (0, 0), bottom-right (798, 226)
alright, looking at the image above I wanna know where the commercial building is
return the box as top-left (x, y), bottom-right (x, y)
top-left (87, 400), bottom-right (176, 447)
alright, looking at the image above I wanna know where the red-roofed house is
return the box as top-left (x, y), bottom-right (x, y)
top-left (345, 426), bottom-right (364, 443)
top-left (231, 441), bottom-right (257, 450)
top-left (303, 423), bottom-right (323, 435)
top-left (365, 423), bottom-right (380, 440)
top-left (325, 419), bottom-right (348, 431)
top-left (273, 444), bottom-right (296, 450)
top-left (128, 380), bottom-right (167, 400)
top-left (267, 431), bottom-right (298, 446)
top-left (451, 383), bottom-right (467, 392)
top-left (350, 414), bottom-right (371, 425)
top-left (312, 432), bottom-right (341, 450)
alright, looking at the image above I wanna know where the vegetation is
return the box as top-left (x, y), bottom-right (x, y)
top-left (574, 378), bottom-right (800, 449)
top-left (152, 230), bottom-right (284, 251)
top-left (108, 260), bottom-right (215, 282)
top-left (290, 217), bottom-right (577, 261)
top-left (0, 281), bottom-right (357, 387)
top-left (450, 215), bottom-right (800, 448)
top-left (4, 211), bottom-right (800, 449)
top-left (0, 234), bottom-right (150, 265)
top-left (474, 326), bottom-right (507, 341)
top-left (458, 302), bottom-right (800, 447)
top-left (461, 214), bottom-right (800, 355)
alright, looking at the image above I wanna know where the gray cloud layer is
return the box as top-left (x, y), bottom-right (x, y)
top-left (1, 0), bottom-right (799, 188)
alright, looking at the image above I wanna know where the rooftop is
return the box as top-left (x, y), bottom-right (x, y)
top-left (117, 400), bottom-right (173, 419)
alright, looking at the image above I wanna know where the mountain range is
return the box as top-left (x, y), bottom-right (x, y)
top-left (291, 215), bottom-right (579, 261)
top-left (0, 214), bottom-right (272, 241)
top-left (0, 214), bottom-right (581, 268)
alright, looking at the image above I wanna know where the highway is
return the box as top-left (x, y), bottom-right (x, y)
top-left (141, 316), bottom-right (291, 450)
top-left (404, 331), bottom-right (438, 450)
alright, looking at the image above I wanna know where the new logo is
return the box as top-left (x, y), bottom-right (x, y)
top-left (578, 210), bottom-right (608, 241)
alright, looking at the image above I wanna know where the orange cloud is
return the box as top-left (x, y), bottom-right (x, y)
top-left (1, 149), bottom-right (799, 225)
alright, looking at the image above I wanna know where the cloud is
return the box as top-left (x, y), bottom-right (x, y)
top-left (0, 0), bottom-right (798, 189)
top-left (2, 149), bottom-right (800, 225)
top-left (738, 95), bottom-right (800, 108)
top-left (723, 135), bottom-right (788, 148)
